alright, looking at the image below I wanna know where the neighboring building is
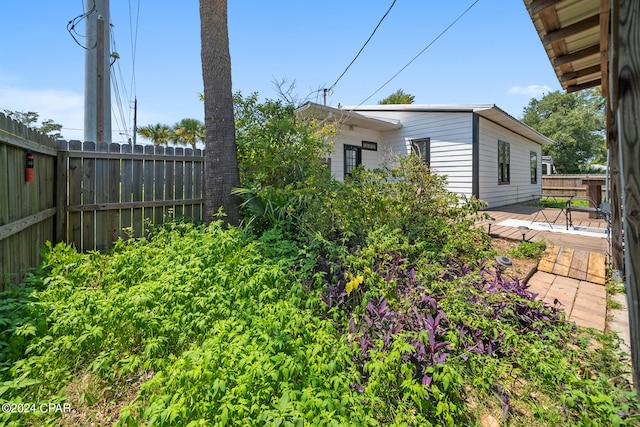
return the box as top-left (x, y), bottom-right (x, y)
top-left (542, 156), bottom-right (557, 175)
top-left (296, 102), bottom-right (554, 208)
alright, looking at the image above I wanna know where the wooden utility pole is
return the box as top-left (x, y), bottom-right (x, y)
top-left (84, 0), bottom-right (111, 143)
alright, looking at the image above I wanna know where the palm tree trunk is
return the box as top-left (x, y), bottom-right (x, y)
top-left (200, 0), bottom-right (241, 225)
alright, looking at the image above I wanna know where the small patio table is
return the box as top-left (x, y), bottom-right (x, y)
top-left (530, 193), bottom-right (575, 229)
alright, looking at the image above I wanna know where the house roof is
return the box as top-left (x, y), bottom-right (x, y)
top-left (523, 0), bottom-right (608, 95)
top-left (350, 104), bottom-right (555, 146)
top-left (295, 102), bottom-right (402, 132)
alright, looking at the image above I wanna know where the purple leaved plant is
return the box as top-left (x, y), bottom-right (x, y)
top-left (320, 254), bottom-right (569, 395)
top-left (494, 381), bottom-right (511, 419)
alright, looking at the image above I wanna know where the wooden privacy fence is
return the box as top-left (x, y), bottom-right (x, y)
top-left (1, 114), bottom-right (205, 289)
top-left (542, 174), bottom-right (607, 199)
top-left (0, 115), bottom-right (57, 290)
top-left (59, 141), bottom-right (204, 253)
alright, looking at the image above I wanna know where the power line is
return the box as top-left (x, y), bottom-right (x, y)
top-left (110, 26), bottom-right (132, 139)
top-left (355, 0), bottom-right (480, 108)
top-left (327, 0), bottom-right (396, 93)
top-left (67, 0), bottom-right (97, 49)
top-left (128, 0), bottom-right (141, 98)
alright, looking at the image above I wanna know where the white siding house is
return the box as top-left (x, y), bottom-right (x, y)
top-left (296, 103), bottom-right (553, 208)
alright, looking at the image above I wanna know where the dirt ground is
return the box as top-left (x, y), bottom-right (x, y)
top-left (490, 237), bottom-right (540, 282)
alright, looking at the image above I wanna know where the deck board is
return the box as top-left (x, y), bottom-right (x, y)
top-left (552, 248), bottom-right (575, 276)
top-left (568, 249), bottom-right (590, 281)
top-left (538, 246), bottom-right (560, 273)
top-left (481, 204), bottom-right (608, 253)
top-left (535, 246), bottom-right (606, 285)
top-left (586, 252), bottom-right (607, 285)
top-left (479, 203), bottom-right (609, 285)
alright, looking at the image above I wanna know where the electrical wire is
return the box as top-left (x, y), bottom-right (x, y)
top-left (128, 0), bottom-right (141, 99)
top-left (110, 27), bottom-right (132, 141)
top-left (354, 0), bottom-right (480, 108)
top-left (67, 0), bottom-right (97, 49)
top-left (327, 0), bottom-right (396, 93)
top-left (109, 0), bottom-right (141, 143)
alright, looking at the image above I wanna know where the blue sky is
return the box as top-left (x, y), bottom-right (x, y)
top-left (0, 1), bottom-right (560, 142)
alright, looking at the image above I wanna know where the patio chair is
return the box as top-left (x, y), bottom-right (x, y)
top-left (566, 198), bottom-right (610, 228)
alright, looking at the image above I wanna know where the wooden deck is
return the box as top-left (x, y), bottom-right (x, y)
top-left (478, 203), bottom-right (609, 254)
top-left (537, 246), bottom-right (607, 285)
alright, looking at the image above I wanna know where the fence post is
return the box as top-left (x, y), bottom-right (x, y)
top-left (108, 143), bottom-right (121, 247)
top-left (174, 147), bottom-right (184, 218)
top-left (154, 145), bottom-right (165, 224)
top-left (55, 141), bottom-right (69, 244)
top-left (67, 141), bottom-right (84, 250)
top-left (132, 145), bottom-right (144, 238)
top-left (120, 143), bottom-right (133, 240)
top-left (194, 148), bottom-right (203, 222)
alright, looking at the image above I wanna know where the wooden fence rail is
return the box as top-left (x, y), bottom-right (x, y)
top-left (59, 141), bottom-right (204, 252)
top-left (1, 113), bottom-right (205, 289)
top-left (0, 115), bottom-right (58, 289)
top-left (542, 174), bottom-right (607, 199)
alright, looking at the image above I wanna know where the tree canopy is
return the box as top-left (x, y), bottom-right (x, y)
top-left (173, 118), bottom-right (205, 149)
top-left (520, 88), bottom-right (606, 174)
top-left (378, 89), bottom-right (415, 105)
top-left (3, 109), bottom-right (64, 139)
top-left (137, 123), bottom-right (173, 146)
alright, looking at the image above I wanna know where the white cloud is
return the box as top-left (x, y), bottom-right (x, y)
top-left (0, 86), bottom-right (84, 140)
top-left (508, 85), bottom-right (553, 97)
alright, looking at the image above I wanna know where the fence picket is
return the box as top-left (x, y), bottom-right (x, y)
top-left (193, 149), bottom-right (203, 222)
top-left (1, 117), bottom-right (206, 286)
top-left (165, 147), bottom-right (175, 220)
top-left (55, 141), bottom-right (68, 244)
top-left (154, 146), bottom-right (165, 224)
top-left (95, 142), bottom-right (111, 251)
top-left (81, 142), bottom-right (96, 252)
top-left (542, 175), bottom-right (606, 199)
top-left (0, 116), bottom-right (56, 286)
top-left (120, 144), bottom-right (133, 239)
top-left (174, 148), bottom-right (184, 218)
top-left (132, 145), bottom-right (144, 238)
top-left (0, 143), bottom-right (8, 288)
top-left (184, 148), bottom-right (193, 219)
top-left (143, 145), bottom-right (154, 236)
top-left (108, 143), bottom-right (121, 246)
top-left (68, 140), bottom-right (83, 250)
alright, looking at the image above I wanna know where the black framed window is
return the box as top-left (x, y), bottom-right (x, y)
top-left (344, 144), bottom-right (362, 178)
top-left (410, 138), bottom-right (430, 165)
top-left (498, 140), bottom-right (510, 184)
top-left (361, 141), bottom-right (378, 151)
top-left (530, 151), bottom-right (538, 184)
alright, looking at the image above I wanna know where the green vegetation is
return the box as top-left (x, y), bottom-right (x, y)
top-left (2, 110), bottom-right (63, 140)
top-left (520, 88), bottom-right (606, 174)
top-left (137, 118), bottom-right (205, 149)
top-left (527, 197), bottom-right (590, 209)
top-left (378, 89), bottom-right (415, 105)
top-left (0, 94), bottom-right (637, 426)
top-left (510, 240), bottom-right (547, 259)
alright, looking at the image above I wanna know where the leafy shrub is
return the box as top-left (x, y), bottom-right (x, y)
top-left (1, 94), bottom-right (638, 426)
top-left (1, 218), bottom-right (638, 426)
top-left (234, 92), bottom-right (336, 189)
top-left (510, 240), bottom-right (547, 259)
top-left (312, 236), bottom-right (638, 426)
top-left (231, 94), bottom-right (490, 265)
